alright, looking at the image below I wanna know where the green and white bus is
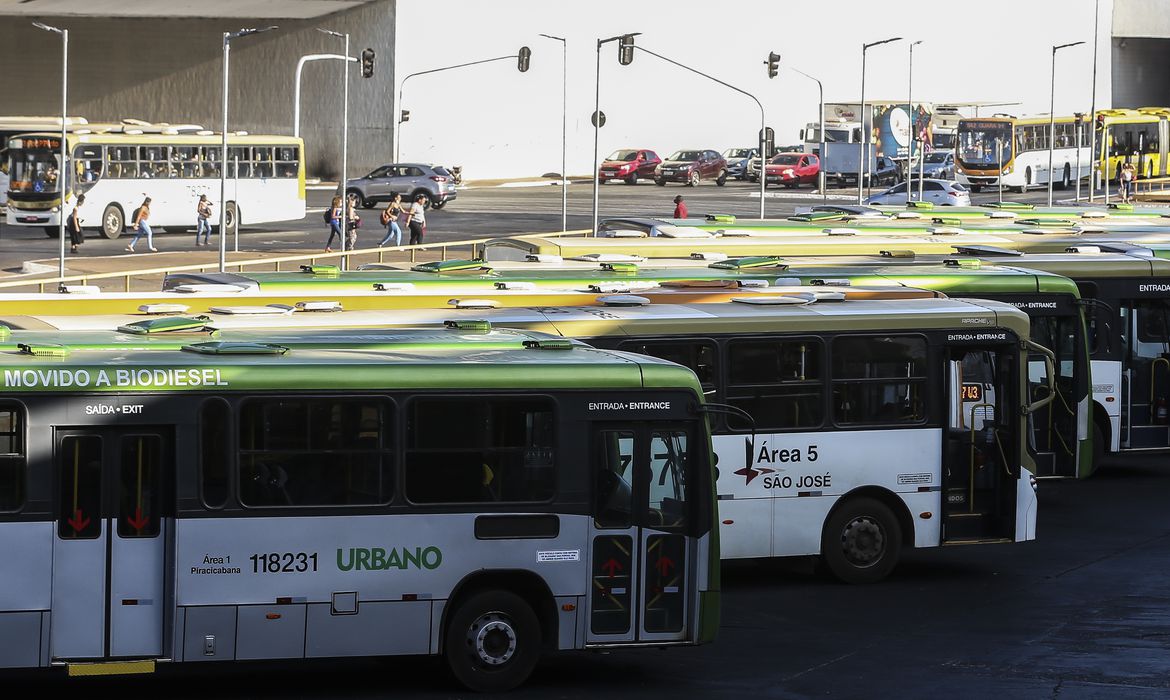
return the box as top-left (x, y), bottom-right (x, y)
top-left (42, 297), bottom-right (1049, 584)
top-left (0, 327), bottom-right (718, 689)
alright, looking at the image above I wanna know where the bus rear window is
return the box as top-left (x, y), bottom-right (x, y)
top-left (406, 397), bottom-right (555, 504)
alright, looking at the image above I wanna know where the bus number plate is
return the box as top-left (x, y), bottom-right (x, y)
top-left (961, 383), bottom-right (983, 402)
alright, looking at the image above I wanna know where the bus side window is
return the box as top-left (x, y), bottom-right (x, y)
top-left (725, 337), bottom-right (824, 432)
top-left (254, 146), bottom-right (274, 178)
top-left (405, 396), bottom-right (556, 505)
top-left (619, 339), bottom-right (716, 395)
top-left (200, 399), bottom-right (231, 509)
top-left (0, 405), bottom-right (26, 513)
top-left (831, 335), bottom-right (928, 426)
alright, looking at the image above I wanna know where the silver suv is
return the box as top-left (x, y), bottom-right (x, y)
top-left (345, 163), bottom-right (457, 209)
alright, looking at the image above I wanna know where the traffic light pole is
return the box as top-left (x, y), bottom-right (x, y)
top-left (395, 54), bottom-right (521, 163)
top-left (293, 54), bottom-right (356, 138)
top-left (631, 45), bottom-right (767, 218)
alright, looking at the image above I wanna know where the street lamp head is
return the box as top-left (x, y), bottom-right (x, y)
top-left (1054, 40), bottom-right (1086, 51)
top-left (864, 36), bottom-right (903, 50)
top-left (232, 26), bottom-right (278, 39)
top-left (538, 33), bottom-right (566, 42)
top-left (32, 21), bottom-right (64, 34)
top-left (316, 28), bottom-right (344, 38)
top-left (910, 40), bottom-right (923, 47)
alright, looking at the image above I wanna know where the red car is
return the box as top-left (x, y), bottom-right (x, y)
top-left (598, 149), bottom-right (661, 185)
top-left (765, 153), bottom-right (820, 188)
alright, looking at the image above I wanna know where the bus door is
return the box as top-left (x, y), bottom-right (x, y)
top-left (943, 344), bottom-right (1020, 542)
top-left (50, 428), bottom-right (170, 660)
top-left (587, 424), bottom-right (694, 645)
top-left (1122, 299), bottom-right (1170, 449)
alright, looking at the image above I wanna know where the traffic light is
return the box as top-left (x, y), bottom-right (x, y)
top-left (400, 109), bottom-right (410, 123)
top-left (361, 48), bottom-right (375, 78)
top-left (618, 34), bottom-right (635, 65)
top-left (760, 126), bottom-right (775, 158)
top-left (518, 46), bottom-right (531, 73)
top-left (766, 52), bottom-right (780, 79)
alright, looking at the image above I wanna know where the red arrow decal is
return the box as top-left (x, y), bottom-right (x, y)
top-left (655, 555), bottom-right (675, 577)
top-left (126, 507), bottom-right (150, 531)
top-left (66, 509), bottom-right (90, 533)
top-left (600, 558), bottom-right (623, 578)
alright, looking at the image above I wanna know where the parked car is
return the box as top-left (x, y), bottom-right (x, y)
top-left (765, 153), bottom-right (820, 188)
top-left (839, 155), bottom-right (900, 188)
top-left (723, 147), bottom-right (758, 180)
top-left (655, 149), bottom-right (727, 186)
top-left (919, 150), bottom-right (956, 180)
top-left (598, 149), bottom-right (661, 184)
top-left (746, 145), bottom-right (803, 182)
top-left (345, 163), bottom-right (457, 210)
top-left (863, 178), bottom-right (971, 206)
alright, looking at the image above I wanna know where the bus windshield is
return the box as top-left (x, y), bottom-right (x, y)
top-left (958, 121), bottom-right (1012, 169)
top-left (7, 146), bottom-right (60, 195)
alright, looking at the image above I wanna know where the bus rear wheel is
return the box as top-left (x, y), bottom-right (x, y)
top-left (100, 204), bottom-right (124, 239)
top-left (821, 497), bottom-right (902, 584)
top-left (217, 202), bottom-right (239, 237)
top-left (445, 590), bottom-right (540, 692)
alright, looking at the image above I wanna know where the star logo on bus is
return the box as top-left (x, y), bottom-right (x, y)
top-left (735, 438), bottom-right (775, 485)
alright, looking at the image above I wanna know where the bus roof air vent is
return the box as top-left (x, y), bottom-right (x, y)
top-left (411, 259), bottom-right (492, 274)
top-left (944, 258), bottom-right (982, 269)
top-left (932, 217), bottom-right (963, 226)
top-left (58, 284), bottom-right (101, 294)
top-left (588, 282), bottom-right (660, 293)
top-left (952, 245), bottom-right (1022, 257)
top-left (986, 201), bottom-right (1034, 210)
top-left (1107, 202), bottom-right (1134, 212)
top-left (18, 343), bottom-right (69, 358)
top-left (705, 213), bottom-right (736, 223)
top-left (444, 319), bottom-right (492, 331)
top-left (295, 301), bottom-right (343, 312)
top-left (788, 211), bottom-right (846, 223)
top-left (893, 212), bottom-right (923, 219)
top-left (523, 339), bottom-right (574, 351)
top-left (597, 294), bottom-right (651, 307)
top-left (906, 200), bottom-right (935, 210)
top-left (708, 256), bottom-right (788, 271)
top-left (880, 249), bottom-right (915, 258)
top-left (822, 228), bottom-right (859, 236)
top-left (448, 298), bottom-right (501, 310)
top-left (690, 251), bottom-right (729, 261)
top-left (299, 264), bottom-right (340, 276)
top-left (0, 325), bottom-right (9, 342)
top-left (372, 282), bottom-right (416, 292)
top-left (731, 294), bottom-right (814, 305)
top-left (495, 281), bottom-right (537, 291)
top-left (525, 254), bottom-right (563, 263)
top-left (1017, 218), bottom-right (1077, 228)
top-left (810, 278), bottom-right (852, 287)
top-left (118, 316), bottom-right (211, 334)
top-left (1065, 246), bottom-right (1102, 254)
top-left (138, 303), bottom-right (191, 315)
top-left (1080, 210), bottom-right (1108, 219)
top-left (929, 226), bottom-right (966, 235)
top-left (600, 261), bottom-right (640, 273)
top-left (988, 211), bottom-right (1018, 219)
top-left (572, 253), bottom-right (645, 263)
top-left (182, 341), bottom-right (288, 356)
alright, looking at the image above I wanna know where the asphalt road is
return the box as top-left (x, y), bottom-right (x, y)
top-left (4, 453), bottom-right (1170, 698)
top-left (0, 177), bottom-right (1084, 274)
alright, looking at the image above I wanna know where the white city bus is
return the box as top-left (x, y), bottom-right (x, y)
top-left (5, 130), bottom-right (305, 238)
top-left (956, 114), bottom-right (1092, 193)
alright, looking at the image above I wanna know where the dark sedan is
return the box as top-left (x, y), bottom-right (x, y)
top-left (654, 149), bottom-right (728, 186)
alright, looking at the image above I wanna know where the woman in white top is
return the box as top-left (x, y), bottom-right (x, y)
top-left (404, 193), bottom-right (427, 245)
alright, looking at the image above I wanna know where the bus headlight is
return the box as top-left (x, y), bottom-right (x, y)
top-left (50, 206), bottom-right (60, 213)
top-left (1002, 165), bottom-right (1012, 175)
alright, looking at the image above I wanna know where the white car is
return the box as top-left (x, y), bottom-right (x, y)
top-left (864, 178), bottom-right (971, 206)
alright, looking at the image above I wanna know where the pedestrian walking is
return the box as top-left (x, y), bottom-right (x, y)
top-left (405, 193), bottom-right (427, 245)
top-left (378, 192), bottom-right (404, 247)
top-left (67, 194), bottom-right (85, 254)
top-left (1120, 160), bottom-right (1137, 203)
top-left (673, 194), bottom-right (688, 219)
top-left (344, 193), bottom-right (361, 252)
top-left (195, 194), bottom-right (213, 246)
top-left (324, 194), bottom-right (343, 252)
top-left (126, 196), bottom-right (156, 253)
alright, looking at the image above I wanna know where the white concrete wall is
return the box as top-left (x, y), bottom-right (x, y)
top-left (393, 0), bottom-right (1112, 180)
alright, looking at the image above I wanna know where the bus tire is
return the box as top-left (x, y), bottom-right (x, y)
top-left (1061, 164), bottom-right (1071, 189)
top-left (445, 590), bottom-right (540, 692)
top-left (970, 185), bottom-right (983, 193)
top-left (820, 497), bottom-right (902, 584)
top-left (220, 202), bottom-right (239, 237)
top-left (100, 204), bottom-right (124, 239)
top-left (44, 226), bottom-right (59, 239)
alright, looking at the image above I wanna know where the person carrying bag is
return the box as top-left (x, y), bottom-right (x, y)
top-left (67, 194), bottom-right (85, 254)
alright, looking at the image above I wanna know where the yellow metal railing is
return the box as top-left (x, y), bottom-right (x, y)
top-left (0, 228), bottom-right (592, 293)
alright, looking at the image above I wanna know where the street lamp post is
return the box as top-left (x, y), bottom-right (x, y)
top-left (1075, 112), bottom-right (1084, 201)
top-left (1048, 40), bottom-right (1085, 207)
top-left (592, 32), bottom-right (640, 236)
top-left (907, 40), bottom-right (921, 203)
top-left (539, 33), bottom-right (568, 232)
top-left (318, 29), bottom-right (350, 266)
top-left (1088, 0), bottom-right (1100, 202)
top-left (32, 22), bottom-right (67, 278)
top-left (631, 45), bottom-right (766, 219)
top-left (859, 37), bottom-right (902, 205)
top-left (219, 26), bottom-right (277, 273)
top-left (395, 52), bottom-right (529, 164)
top-left (787, 66), bottom-right (826, 203)
top-left (293, 53), bottom-right (355, 138)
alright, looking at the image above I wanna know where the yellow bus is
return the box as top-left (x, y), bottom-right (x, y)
top-left (1094, 107), bottom-right (1170, 184)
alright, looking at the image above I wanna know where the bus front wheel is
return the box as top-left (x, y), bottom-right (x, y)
top-left (821, 497), bottom-right (902, 584)
top-left (100, 204), bottom-right (124, 239)
top-left (445, 590), bottom-right (540, 692)
top-left (44, 226), bottom-right (59, 239)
